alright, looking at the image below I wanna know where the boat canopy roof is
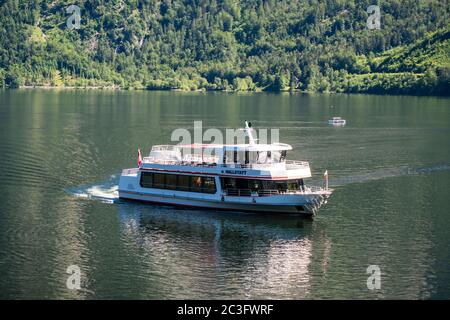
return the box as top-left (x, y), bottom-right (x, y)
top-left (153, 143), bottom-right (293, 152)
top-left (151, 122), bottom-right (293, 154)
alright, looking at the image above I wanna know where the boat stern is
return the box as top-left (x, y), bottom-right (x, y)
top-left (119, 168), bottom-right (140, 197)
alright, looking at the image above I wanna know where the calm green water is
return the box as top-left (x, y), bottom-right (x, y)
top-left (0, 90), bottom-right (449, 299)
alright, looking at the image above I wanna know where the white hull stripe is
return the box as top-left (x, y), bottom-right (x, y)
top-left (119, 192), bottom-right (312, 214)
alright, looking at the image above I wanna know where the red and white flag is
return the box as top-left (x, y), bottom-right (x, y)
top-left (137, 148), bottom-right (142, 167)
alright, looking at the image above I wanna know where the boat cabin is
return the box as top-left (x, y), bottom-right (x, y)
top-left (145, 142), bottom-right (294, 168)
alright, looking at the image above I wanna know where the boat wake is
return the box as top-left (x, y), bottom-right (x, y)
top-left (66, 174), bottom-right (119, 203)
top-left (330, 163), bottom-right (450, 187)
top-left (66, 163), bottom-right (450, 205)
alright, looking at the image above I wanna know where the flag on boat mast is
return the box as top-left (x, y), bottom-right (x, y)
top-left (137, 148), bottom-right (142, 167)
top-left (324, 170), bottom-right (328, 190)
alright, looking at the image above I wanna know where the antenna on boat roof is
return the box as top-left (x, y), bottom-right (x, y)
top-left (244, 120), bottom-right (256, 145)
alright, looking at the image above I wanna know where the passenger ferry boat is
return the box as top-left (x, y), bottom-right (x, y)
top-left (328, 117), bottom-right (346, 126)
top-left (119, 122), bottom-right (333, 216)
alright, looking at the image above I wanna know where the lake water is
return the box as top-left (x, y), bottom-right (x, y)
top-left (0, 90), bottom-right (449, 299)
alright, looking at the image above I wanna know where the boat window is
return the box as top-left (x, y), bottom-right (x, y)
top-left (139, 172), bottom-right (216, 194)
top-left (287, 180), bottom-right (299, 191)
top-left (280, 150), bottom-right (287, 161)
top-left (140, 172), bottom-right (153, 188)
top-left (248, 179), bottom-right (262, 191)
top-left (272, 151), bottom-right (281, 163)
top-left (257, 151), bottom-right (266, 163)
top-left (249, 151), bottom-right (258, 163)
top-left (177, 175), bottom-right (190, 192)
top-left (191, 176), bottom-right (203, 192)
top-left (262, 180), bottom-right (277, 190)
top-left (202, 177), bottom-right (216, 194)
top-left (152, 173), bottom-right (166, 189)
top-left (221, 177), bottom-right (236, 189)
top-left (165, 174), bottom-right (177, 190)
top-left (276, 181), bottom-right (287, 192)
top-left (220, 177), bottom-right (304, 193)
top-left (236, 178), bottom-right (249, 189)
top-left (298, 178), bottom-right (305, 191)
top-left (224, 150), bottom-right (234, 164)
top-left (257, 151), bottom-right (277, 164)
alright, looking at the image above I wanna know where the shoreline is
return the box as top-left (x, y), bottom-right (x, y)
top-left (8, 85), bottom-right (448, 97)
top-left (18, 85), bottom-right (285, 93)
top-left (20, 85), bottom-right (121, 90)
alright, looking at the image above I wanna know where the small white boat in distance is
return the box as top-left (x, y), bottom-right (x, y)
top-left (119, 121), bottom-right (333, 216)
top-left (328, 117), bottom-right (346, 126)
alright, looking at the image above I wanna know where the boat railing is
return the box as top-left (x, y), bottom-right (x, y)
top-left (143, 157), bottom-right (179, 165)
top-left (142, 156), bottom-right (309, 170)
top-left (224, 188), bottom-right (293, 197)
top-left (305, 186), bottom-right (330, 193)
top-left (121, 168), bottom-right (139, 176)
top-left (183, 154), bottom-right (219, 163)
top-left (257, 189), bottom-right (282, 196)
top-left (225, 189), bottom-right (254, 197)
top-left (221, 161), bottom-right (309, 170)
top-left (151, 145), bottom-right (179, 152)
top-left (221, 162), bottom-right (282, 169)
top-left (224, 188), bottom-right (300, 197)
top-left (285, 160), bottom-right (310, 169)
top-left (224, 186), bottom-right (328, 197)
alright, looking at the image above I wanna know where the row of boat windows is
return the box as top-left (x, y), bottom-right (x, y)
top-left (139, 171), bottom-right (305, 194)
top-left (140, 172), bottom-right (216, 194)
top-left (221, 177), bottom-right (305, 192)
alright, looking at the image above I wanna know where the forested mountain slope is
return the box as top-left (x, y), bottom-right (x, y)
top-left (0, 0), bottom-right (448, 95)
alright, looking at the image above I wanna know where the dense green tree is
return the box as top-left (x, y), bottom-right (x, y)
top-left (0, 0), bottom-right (448, 95)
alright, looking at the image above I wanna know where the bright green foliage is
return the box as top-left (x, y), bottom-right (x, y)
top-left (0, 0), bottom-right (448, 95)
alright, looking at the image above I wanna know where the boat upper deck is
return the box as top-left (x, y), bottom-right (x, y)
top-left (142, 154), bottom-right (309, 170)
top-left (123, 122), bottom-right (313, 179)
top-left (120, 143), bottom-right (313, 180)
top-left (144, 144), bottom-right (309, 169)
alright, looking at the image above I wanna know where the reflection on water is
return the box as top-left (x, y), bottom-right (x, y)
top-left (117, 203), bottom-right (322, 299)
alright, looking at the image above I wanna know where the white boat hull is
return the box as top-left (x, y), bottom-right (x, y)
top-left (119, 173), bottom-right (331, 216)
top-left (328, 119), bottom-right (346, 126)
